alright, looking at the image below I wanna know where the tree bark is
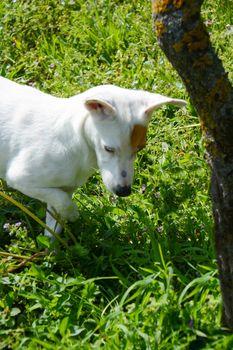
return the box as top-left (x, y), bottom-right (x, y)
top-left (152, 0), bottom-right (233, 329)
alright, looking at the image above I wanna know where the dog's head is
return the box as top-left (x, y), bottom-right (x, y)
top-left (84, 85), bottom-right (186, 197)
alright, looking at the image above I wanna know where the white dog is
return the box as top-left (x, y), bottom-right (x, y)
top-left (0, 76), bottom-right (186, 238)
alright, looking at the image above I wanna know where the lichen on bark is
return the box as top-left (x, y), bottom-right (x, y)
top-left (182, 23), bottom-right (209, 51)
top-left (152, 0), bottom-right (185, 14)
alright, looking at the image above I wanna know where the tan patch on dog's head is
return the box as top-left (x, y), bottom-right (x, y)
top-left (131, 124), bottom-right (147, 153)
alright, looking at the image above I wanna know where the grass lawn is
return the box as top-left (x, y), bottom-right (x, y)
top-left (0, 0), bottom-right (233, 348)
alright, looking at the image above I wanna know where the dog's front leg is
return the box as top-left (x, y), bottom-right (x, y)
top-left (45, 205), bottom-right (63, 240)
top-left (9, 183), bottom-right (79, 220)
top-left (6, 172), bottom-right (79, 232)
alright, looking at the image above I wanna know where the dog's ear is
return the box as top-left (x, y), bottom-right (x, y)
top-left (84, 98), bottom-right (116, 117)
top-left (144, 94), bottom-right (186, 122)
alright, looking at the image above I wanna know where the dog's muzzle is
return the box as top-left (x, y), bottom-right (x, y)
top-left (114, 185), bottom-right (131, 197)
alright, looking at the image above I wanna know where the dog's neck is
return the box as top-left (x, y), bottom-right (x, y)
top-left (73, 114), bottom-right (98, 184)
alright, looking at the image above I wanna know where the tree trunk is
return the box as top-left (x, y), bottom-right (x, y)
top-left (152, 0), bottom-right (233, 329)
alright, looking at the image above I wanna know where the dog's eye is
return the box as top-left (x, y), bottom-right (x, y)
top-left (104, 145), bottom-right (115, 153)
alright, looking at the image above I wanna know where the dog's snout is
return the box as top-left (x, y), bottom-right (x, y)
top-left (114, 185), bottom-right (131, 197)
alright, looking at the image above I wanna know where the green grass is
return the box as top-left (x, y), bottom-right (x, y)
top-left (0, 0), bottom-right (233, 348)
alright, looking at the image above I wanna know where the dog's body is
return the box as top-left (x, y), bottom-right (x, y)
top-left (0, 76), bottom-right (186, 237)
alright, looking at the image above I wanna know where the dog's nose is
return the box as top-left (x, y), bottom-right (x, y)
top-left (114, 185), bottom-right (131, 197)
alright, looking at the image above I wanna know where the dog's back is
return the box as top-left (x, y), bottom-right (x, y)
top-left (0, 76), bottom-right (53, 102)
top-left (0, 77), bottom-right (71, 179)
top-left (0, 78), bottom-right (45, 176)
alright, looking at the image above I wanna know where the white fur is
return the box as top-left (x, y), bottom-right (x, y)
top-left (0, 77), bottom-right (186, 237)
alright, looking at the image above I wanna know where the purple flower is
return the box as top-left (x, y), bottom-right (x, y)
top-left (3, 223), bottom-right (10, 230)
top-left (140, 185), bottom-right (146, 194)
top-left (154, 191), bottom-right (161, 199)
top-left (188, 318), bottom-right (194, 329)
